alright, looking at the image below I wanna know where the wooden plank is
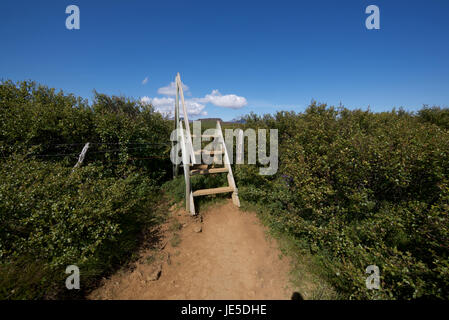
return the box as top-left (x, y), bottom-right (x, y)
top-left (216, 121), bottom-right (240, 207)
top-left (189, 191), bottom-right (195, 216)
top-left (192, 186), bottom-right (234, 197)
top-left (73, 142), bottom-right (90, 170)
top-left (179, 120), bottom-right (194, 214)
top-left (194, 149), bottom-right (224, 156)
top-left (192, 164), bottom-right (208, 170)
top-left (190, 167), bottom-right (229, 176)
top-left (174, 76), bottom-right (180, 178)
top-left (177, 74), bottom-right (196, 165)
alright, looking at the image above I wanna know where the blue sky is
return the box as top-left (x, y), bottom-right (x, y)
top-left (1, 0), bottom-right (448, 120)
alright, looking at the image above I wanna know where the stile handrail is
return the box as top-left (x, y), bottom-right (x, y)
top-left (173, 73), bottom-right (240, 215)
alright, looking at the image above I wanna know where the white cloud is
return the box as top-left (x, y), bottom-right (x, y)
top-left (142, 81), bottom-right (246, 117)
top-left (142, 77), bottom-right (149, 85)
top-left (195, 89), bottom-right (247, 109)
top-left (140, 96), bottom-right (151, 104)
top-left (157, 81), bottom-right (189, 96)
top-left (141, 96), bottom-right (207, 117)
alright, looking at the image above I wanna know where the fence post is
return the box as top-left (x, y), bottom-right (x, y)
top-left (73, 142), bottom-right (90, 170)
top-left (174, 74), bottom-right (180, 178)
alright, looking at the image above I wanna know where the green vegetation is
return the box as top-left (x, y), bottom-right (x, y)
top-left (162, 173), bottom-right (230, 211)
top-left (0, 159), bottom-right (165, 299)
top-left (241, 201), bottom-right (340, 300)
top-left (0, 79), bottom-right (171, 181)
top-left (234, 103), bottom-right (449, 299)
top-left (1, 79), bottom-right (448, 300)
top-left (169, 220), bottom-right (183, 232)
top-left (0, 80), bottom-right (172, 299)
top-left (170, 234), bottom-right (181, 247)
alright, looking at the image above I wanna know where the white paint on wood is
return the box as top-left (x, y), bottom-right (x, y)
top-left (178, 121), bottom-right (195, 215)
top-left (192, 186), bottom-right (234, 197)
top-left (173, 73), bottom-right (240, 213)
top-left (216, 121), bottom-right (240, 207)
top-left (177, 74), bottom-right (196, 165)
top-left (73, 142), bottom-right (89, 169)
top-left (190, 167), bottom-right (229, 176)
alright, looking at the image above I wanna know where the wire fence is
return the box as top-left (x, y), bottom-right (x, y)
top-left (0, 141), bottom-right (172, 161)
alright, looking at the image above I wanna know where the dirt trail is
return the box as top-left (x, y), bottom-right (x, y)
top-left (89, 199), bottom-right (295, 300)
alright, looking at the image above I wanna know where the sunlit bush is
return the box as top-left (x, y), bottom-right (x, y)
top-left (235, 103), bottom-right (449, 299)
top-left (0, 158), bottom-right (163, 299)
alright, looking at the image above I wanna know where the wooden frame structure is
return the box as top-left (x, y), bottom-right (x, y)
top-left (173, 73), bottom-right (240, 215)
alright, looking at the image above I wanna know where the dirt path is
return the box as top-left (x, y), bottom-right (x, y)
top-left (89, 199), bottom-right (295, 300)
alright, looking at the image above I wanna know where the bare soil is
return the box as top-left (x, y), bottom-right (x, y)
top-left (88, 199), bottom-right (296, 300)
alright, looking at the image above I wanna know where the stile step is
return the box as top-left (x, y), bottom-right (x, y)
top-left (190, 167), bottom-right (229, 176)
top-left (192, 186), bottom-right (234, 197)
top-left (194, 149), bottom-right (224, 156)
top-left (192, 164), bottom-right (208, 170)
top-left (192, 134), bottom-right (219, 139)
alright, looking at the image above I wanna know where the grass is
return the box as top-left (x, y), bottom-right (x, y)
top-left (195, 196), bottom-right (228, 213)
top-left (145, 255), bottom-right (156, 265)
top-left (163, 170), bottom-right (338, 299)
top-left (163, 174), bottom-right (232, 214)
top-left (240, 201), bottom-right (341, 300)
top-left (170, 234), bottom-right (181, 247)
top-left (169, 220), bottom-right (183, 232)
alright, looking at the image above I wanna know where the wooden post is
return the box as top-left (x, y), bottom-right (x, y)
top-left (73, 142), bottom-right (89, 170)
top-left (174, 73), bottom-right (180, 178)
top-left (171, 73), bottom-right (197, 215)
top-left (177, 74), bottom-right (196, 165)
top-left (217, 122), bottom-right (240, 207)
top-left (179, 120), bottom-right (194, 214)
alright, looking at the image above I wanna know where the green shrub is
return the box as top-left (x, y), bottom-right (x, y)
top-left (235, 103), bottom-right (449, 299)
top-left (0, 80), bottom-right (172, 182)
top-left (0, 80), bottom-right (171, 299)
top-left (0, 158), bottom-right (165, 299)
top-left (418, 106), bottom-right (449, 130)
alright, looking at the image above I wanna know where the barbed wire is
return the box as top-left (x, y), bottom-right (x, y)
top-left (0, 146), bottom-right (171, 159)
top-left (1, 153), bottom-right (169, 160)
top-left (48, 142), bottom-right (170, 147)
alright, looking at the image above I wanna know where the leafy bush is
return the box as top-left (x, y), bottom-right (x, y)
top-left (417, 106), bottom-right (449, 130)
top-left (0, 80), bottom-right (93, 157)
top-left (3, 79), bottom-right (448, 300)
top-left (0, 158), bottom-right (165, 299)
top-left (235, 103), bottom-right (449, 299)
top-left (162, 173), bottom-right (229, 210)
top-left (0, 80), bottom-right (173, 299)
top-left (0, 80), bottom-right (172, 182)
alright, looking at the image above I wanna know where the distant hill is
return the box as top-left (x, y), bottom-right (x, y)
top-left (178, 117), bottom-right (222, 122)
top-left (197, 117), bottom-right (223, 122)
top-left (230, 117), bottom-right (246, 124)
top-left (198, 117), bottom-right (246, 124)
top-left (176, 117), bottom-right (245, 127)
